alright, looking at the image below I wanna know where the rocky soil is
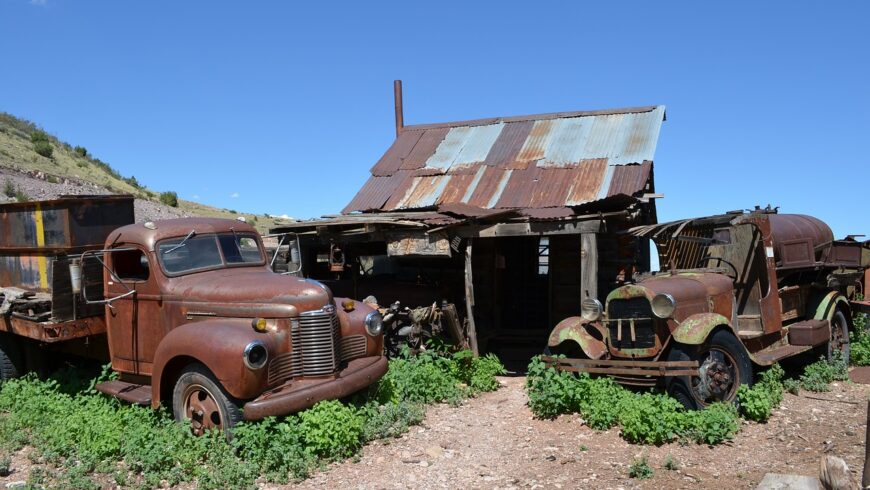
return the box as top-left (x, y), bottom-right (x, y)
top-left (281, 376), bottom-right (869, 490)
top-left (0, 166), bottom-right (187, 222)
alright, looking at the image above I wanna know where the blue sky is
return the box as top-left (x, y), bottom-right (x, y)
top-left (1, 1), bottom-right (867, 237)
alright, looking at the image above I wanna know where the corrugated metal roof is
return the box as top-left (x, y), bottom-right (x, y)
top-left (346, 105), bottom-right (665, 213)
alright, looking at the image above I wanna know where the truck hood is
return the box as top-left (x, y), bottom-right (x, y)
top-left (607, 271), bottom-right (733, 322)
top-left (164, 267), bottom-right (333, 317)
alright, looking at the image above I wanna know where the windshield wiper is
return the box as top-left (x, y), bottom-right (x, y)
top-left (162, 229), bottom-right (196, 255)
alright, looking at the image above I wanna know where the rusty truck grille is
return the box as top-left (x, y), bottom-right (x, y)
top-left (338, 335), bottom-right (367, 362)
top-left (266, 307), bottom-right (340, 385)
top-left (297, 308), bottom-right (340, 377)
top-left (607, 298), bottom-right (656, 349)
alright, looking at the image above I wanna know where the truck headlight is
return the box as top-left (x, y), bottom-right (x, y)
top-left (651, 293), bottom-right (676, 319)
top-left (243, 341), bottom-right (269, 370)
top-left (364, 311), bottom-right (384, 337)
top-left (581, 298), bottom-right (603, 322)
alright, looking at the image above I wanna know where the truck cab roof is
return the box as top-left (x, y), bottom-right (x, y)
top-left (106, 218), bottom-right (259, 251)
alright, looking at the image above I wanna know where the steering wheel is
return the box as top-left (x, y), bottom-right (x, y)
top-left (696, 257), bottom-right (739, 281)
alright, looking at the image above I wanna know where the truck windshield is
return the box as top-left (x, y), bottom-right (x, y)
top-left (158, 233), bottom-right (263, 275)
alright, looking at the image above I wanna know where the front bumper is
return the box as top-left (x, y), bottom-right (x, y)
top-left (242, 355), bottom-right (388, 420)
top-left (542, 356), bottom-right (699, 385)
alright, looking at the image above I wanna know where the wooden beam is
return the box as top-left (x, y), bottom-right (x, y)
top-left (457, 220), bottom-right (601, 238)
top-left (464, 239), bottom-right (479, 356)
top-left (581, 232), bottom-right (597, 300)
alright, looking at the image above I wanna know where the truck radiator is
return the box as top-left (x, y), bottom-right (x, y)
top-left (607, 298), bottom-right (656, 349)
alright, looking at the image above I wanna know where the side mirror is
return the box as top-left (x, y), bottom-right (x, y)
top-left (79, 249), bottom-right (139, 309)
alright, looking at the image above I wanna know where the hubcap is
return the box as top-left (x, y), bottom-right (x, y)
top-left (182, 384), bottom-right (222, 436)
top-left (831, 315), bottom-right (847, 356)
top-left (692, 348), bottom-right (738, 404)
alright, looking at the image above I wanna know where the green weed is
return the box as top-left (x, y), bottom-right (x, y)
top-left (629, 456), bottom-right (654, 479)
top-left (526, 356), bottom-right (739, 445)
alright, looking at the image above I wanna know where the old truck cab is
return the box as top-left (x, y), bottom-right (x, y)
top-left (92, 218), bottom-right (388, 433)
top-left (545, 207), bottom-right (866, 409)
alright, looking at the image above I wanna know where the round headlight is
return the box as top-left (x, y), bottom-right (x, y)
top-left (243, 341), bottom-right (268, 370)
top-left (651, 293), bottom-right (676, 319)
top-left (580, 298), bottom-right (603, 322)
top-left (364, 311), bottom-right (384, 337)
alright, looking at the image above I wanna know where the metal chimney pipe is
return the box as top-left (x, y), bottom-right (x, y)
top-left (394, 80), bottom-right (404, 137)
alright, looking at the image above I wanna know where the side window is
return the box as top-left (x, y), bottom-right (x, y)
top-left (113, 249), bottom-right (150, 281)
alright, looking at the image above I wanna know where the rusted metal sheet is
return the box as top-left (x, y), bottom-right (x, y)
top-left (345, 105), bottom-right (665, 213)
top-left (608, 161), bottom-right (652, 197)
top-left (370, 130), bottom-right (422, 176)
top-left (0, 195), bottom-right (134, 251)
top-left (483, 120), bottom-right (534, 168)
top-left (399, 127), bottom-right (449, 171)
top-left (386, 231), bottom-right (451, 257)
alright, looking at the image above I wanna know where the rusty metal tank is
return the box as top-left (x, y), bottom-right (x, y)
top-left (767, 214), bottom-right (834, 268)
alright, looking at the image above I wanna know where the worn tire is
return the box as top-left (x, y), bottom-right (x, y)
top-left (0, 334), bottom-right (23, 382)
top-left (826, 309), bottom-right (850, 365)
top-left (666, 329), bottom-right (752, 410)
top-left (172, 363), bottom-right (243, 436)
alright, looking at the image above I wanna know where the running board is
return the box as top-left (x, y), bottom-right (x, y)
top-left (542, 356), bottom-right (699, 377)
top-left (753, 344), bottom-right (813, 365)
top-left (95, 380), bottom-right (152, 406)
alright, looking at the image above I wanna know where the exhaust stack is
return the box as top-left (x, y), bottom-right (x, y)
top-left (394, 79), bottom-right (403, 137)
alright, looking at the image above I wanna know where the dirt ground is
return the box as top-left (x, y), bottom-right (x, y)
top-left (281, 376), bottom-right (869, 490)
top-left (0, 375), bottom-right (865, 489)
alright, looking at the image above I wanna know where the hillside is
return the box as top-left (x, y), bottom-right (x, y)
top-left (0, 112), bottom-right (291, 233)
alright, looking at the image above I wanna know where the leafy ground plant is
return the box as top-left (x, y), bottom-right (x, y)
top-left (800, 353), bottom-right (848, 392)
top-left (525, 356), bottom-right (740, 445)
top-left (737, 364), bottom-right (784, 422)
top-left (0, 349), bottom-right (505, 488)
top-left (629, 456), bottom-right (654, 479)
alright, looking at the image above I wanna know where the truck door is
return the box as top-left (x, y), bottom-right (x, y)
top-left (104, 247), bottom-right (162, 376)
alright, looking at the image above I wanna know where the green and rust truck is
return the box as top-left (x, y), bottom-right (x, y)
top-left (544, 207), bottom-right (866, 408)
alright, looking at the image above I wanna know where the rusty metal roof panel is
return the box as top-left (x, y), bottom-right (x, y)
top-left (346, 105), bottom-right (665, 213)
top-left (399, 127), bottom-right (449, 171)
top-left (370, 131), bottom-right (422, 176)
top-left (483, 120), bottom-right (534, 168)
top-left (607, 162), bottom-right (652, 197)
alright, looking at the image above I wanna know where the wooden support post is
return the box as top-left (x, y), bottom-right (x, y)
top-left (863, 399), bottom-right (870, 489)
top-left (464, 239), bottom-right (479, 357)
top-left (580, 233), bottom-right (598, 300)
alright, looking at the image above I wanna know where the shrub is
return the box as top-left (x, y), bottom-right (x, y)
top-left (800, 354), bottom-right (848, 392)
top-left (358, 401), bottom-right (425, 442)
top-left (851, 308), bottom-right (870, 366)
top-left (737, 364), bottom-right (785, 422)
top-left (2, 179), bottom-right (14, 197)
top-left (30, 130), bottom-right (49, 143)
top-left (629, 456), bottom-right (654, 479)
top-left (298, 400), bottom-right (363, 459)
top-left (526, 356), bottom-right (740, 445)
top-left (664, 454), bottom-right (679, 471)
top-left (74, 146), bottom-right (87, 157)
top-left (159, 191), bottom-right (179, 207)
top-left (123, 176), bottom-right (141, 188)
top-left (684, 402), bottom-right (740, 445)
top-left (33, 140), bottom-right (53, 158)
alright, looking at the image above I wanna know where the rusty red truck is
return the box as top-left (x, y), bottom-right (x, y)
top-left (0, 196), bottom-right (387, 433)
top-left (544, 207), bottom-right (866, 408)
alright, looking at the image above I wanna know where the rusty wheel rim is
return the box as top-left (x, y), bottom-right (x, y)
top-left (691, 347), bottom-right (739, 406)
top-left (830, 313), bottom-right (848, 357)
top-left (182, 383), bottom-right (222, 436)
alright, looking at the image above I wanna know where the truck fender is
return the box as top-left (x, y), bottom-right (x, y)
top-left (812, 291), bottom-right (851, 322)
top-left (672, 313), bottom-right (733, 345)
top-left (150, 319), bottom-right (281, 409)
top-left (547, 317), bottom-right (606, 360)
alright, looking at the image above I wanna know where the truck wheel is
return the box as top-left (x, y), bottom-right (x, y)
top-left (827, 309), bottom-right (850, 365)
top-left (172, 364), bottom-right (242, 436)
top-left (666, 329), bottom-right (752, 410)
top-left (0, 334), bottom-right (23, 381)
